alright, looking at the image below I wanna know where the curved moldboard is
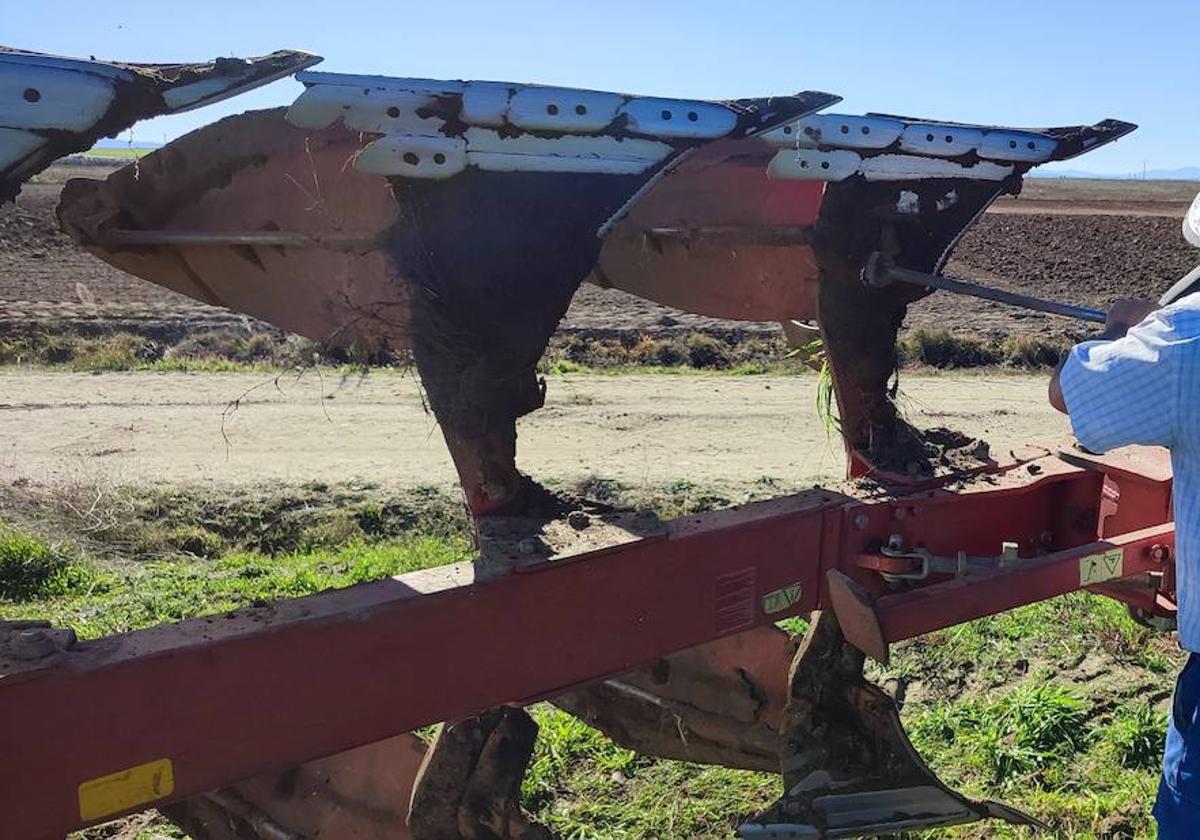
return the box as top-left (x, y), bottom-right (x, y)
top-left (597, 137), bottom-right (825, 322)
top-left (59, 109), bottom-right (407, 353)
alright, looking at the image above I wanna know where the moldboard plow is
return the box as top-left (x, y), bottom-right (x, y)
top-left (1, 50), bottom-right (1177, 839)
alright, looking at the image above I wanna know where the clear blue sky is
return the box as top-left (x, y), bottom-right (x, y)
top-left (5, 0), bottom-right (1195, 174)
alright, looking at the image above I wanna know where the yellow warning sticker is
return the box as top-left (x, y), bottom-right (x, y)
top-left (78, 758), bottom-right (174, 822)
top-left (762, 583), bottom-right (802, 615)
top-left (1080, 549), bottom-right (1123, 586)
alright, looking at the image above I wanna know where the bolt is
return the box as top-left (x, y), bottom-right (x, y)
top-left (10, 628), bottom-right (57, 660)
top-left (893, 507), bottom-right (908, 521)
top-left (852, 513), bottom-right (870, 530)
top-left (1151, 544), bottom-right (1172, 564)
top-left (517, 538), bottom-right (539, 556)
top-left (567, 510), bottom-right (590, 530)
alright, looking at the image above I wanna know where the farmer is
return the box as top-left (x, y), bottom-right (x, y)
top-left (1049, 191), bottom-right (1200, 836)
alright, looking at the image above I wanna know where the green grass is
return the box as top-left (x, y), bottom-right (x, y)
top-left (0, 483), bottom-right (1176, 839)
top-left (524, 710), bottom-right (777, 838)
top-left (0, 326), bottom-right (1078, 378)
top-left (0, 524), bottom-right (89, 600)
top-left (0, 532), bottom-right (471, 639)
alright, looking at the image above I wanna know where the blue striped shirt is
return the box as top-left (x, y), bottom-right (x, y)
top-left (1060, 295), bottom-right (1200, 651)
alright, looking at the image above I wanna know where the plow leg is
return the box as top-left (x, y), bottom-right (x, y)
top-left (742, 611), bottom-right (1038, 838)
top-left (409, 708), bottom-right (554, 840)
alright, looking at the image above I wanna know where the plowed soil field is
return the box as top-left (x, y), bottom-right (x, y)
top-left (2, 166), bottom-right (1196, 344)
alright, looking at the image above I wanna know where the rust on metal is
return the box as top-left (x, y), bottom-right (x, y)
top-left (57, 110), bottom-right (407, 355)
top-left (554, 626), bottom-right (796, 771)
top-left (596, 137), bottom-right (825, 323)
top-left (743, 611), bottom-right (1039, 836)
top-left (161, 733), bottom-right (427, 839)
top-left (409, 708), bottom-right (552, 840)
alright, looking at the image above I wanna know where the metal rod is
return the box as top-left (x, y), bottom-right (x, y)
top-left (201, 790), bottom-right (303, 840)
top-left (103, 229), bottom-right (377, 249)
top-left (645, 226), bottom-right (812, 246)
top-left (1158, 262), bottom-right (1200, 307)
top-left (882, 263), bottom-right (1106, 324)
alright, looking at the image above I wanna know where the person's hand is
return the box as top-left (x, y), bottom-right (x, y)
top-left (1104, 298), bottom-right (1157, 337)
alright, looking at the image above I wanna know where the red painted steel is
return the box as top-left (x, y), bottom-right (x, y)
top-left (875, 524), bottom-right (1174, 643)
top-left (0, 449), bottom-right (1177, 838)
top-left (1, 492), bottom-right (831, 839)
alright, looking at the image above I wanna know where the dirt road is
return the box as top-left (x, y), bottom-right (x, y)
top-left (0, 370), bottom-right (1068, 490)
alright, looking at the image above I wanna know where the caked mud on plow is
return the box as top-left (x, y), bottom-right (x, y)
top-left (0, 46), bottom-right (1179, 839)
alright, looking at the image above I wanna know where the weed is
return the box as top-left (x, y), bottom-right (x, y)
top-left (685, 333), bottom-right (730, 369)
top-left (0, 324), bottom-right (1073, 376)
top-left (774, 616), bottom-right (808, 636)
top-left (0, 523), bottom-right (94, 600)
top-left (573, 476), bottom-right (625, 504)
top-left (987, 681), bottom-right (1092, 783)
top-left (815, 357), bottom-right (839, 434)
top-left (1003, 334), bottom-right (1071, 368)
top-left (298, 512), bottom-right (366, 550)
top-left (900, 328), bottom-right (1005, 368)
top-left (538, 331), bottom-right (808, 375)
top-left (70, 334), bottom-right (160, 371)
top-left (1102, 704), bottom-right (1165, 770)
top-left (548, 359), bottom-right (588, 376)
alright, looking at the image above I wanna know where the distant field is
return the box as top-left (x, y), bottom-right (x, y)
top-left (1018, 177), bottom-right (1197, 204)
top-left (80, 147), bottom-right (152, 160)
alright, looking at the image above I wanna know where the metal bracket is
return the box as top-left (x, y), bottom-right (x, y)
top-left (873, 535), bottom-right (1024, 583)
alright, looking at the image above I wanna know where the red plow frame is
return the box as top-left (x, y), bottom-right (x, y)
top-left (0, 444), bottom-right (1176, 839)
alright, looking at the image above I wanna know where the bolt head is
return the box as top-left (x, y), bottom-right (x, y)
top-left (10, 628), bottom-right (57, 660)
top-left (852, 513), bottom-right (870, 530)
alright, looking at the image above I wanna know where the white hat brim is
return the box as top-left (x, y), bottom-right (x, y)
top-left (1186, 192), bottom-right (1200, 248)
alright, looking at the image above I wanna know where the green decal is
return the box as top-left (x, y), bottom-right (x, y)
top-left (1079, 549), bottom-right (1123, 586)
top-left (762, 583), bottom-right (802, 615)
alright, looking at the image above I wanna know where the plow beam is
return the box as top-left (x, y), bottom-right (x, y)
top-left (830, 522), bottom-right (1175, 663)
top-left (0, 447), bottom-right (1175, 838)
